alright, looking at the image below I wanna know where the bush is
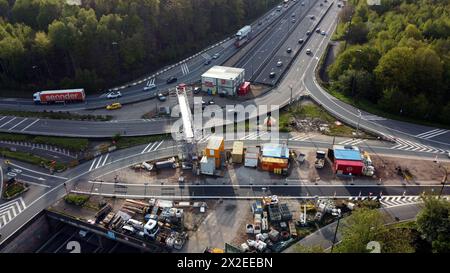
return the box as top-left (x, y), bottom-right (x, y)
top-left (64, 194), bottom-right (89, 206)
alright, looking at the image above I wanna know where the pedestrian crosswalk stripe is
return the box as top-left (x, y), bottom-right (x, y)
top-left (390, 138), bottom-right (446, 154)
top-left (415, 129), bottom-right (449, 140)
top-left (0, 197), bottom-right (26, 228)
top-left (338, 138), bottom-right (366, 146)
top-left (89, 153), bottom-right (110, 171)
top-left (140, 140), bottom-right (164, 154)
top-left (289, 134), bottom-right (311, 141)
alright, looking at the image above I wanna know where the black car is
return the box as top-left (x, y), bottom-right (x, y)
top-left (306, 30), bottom-right (311, 35)
top-left (193, 87), bottom-right (201, 94)
top-left (269, 72), bottom-right (276, 78)
top-left (298, 38), bottom-right (304, 44)
top-left (287, 47), bottom-right (292, 53)
top-left (166, 76), bottom-right (177, 84)
top-left (204, 59), bottom-right (211, 65)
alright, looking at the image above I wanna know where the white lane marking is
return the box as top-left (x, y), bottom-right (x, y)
top-left (153, 140), bottom-right (164, 151)
top-left (0, 117), bottom-right (6, 123)
top-left (88, 158), bottom-right (97, 171)
top-left (8, 163), bottom-right (67, 179)
top-left (19, 180), bottom-right (51, 188)
top-left (8, 118), bottom-right (28, 131)
top-left (95, 155), bottom-right (103, 169)
top-left (20, 173), bottom-right (45, 181)
top-left (102, 154), bottom-right (109, 166)
top-left (20, 119), bottom-right (40, 132)
top-left (141, 142), bottom-right (157, 154)
top-left (416, 129), bottom-right (449, 140)
top-left (416, 129), bottom-right (442, 138)
top-left (0, 117), bottom-right (17, 128)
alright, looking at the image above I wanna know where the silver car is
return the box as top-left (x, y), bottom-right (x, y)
top-left (107, 91), bottom-right (122, 99)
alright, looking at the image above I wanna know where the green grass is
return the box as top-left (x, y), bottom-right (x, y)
top-left (0, 110), bottom-right (112, 121)
top-left (3, 182), bottom-right (26, 198)
top-left (0, 148), bottom-right (66, 171)
top-left (114, 134), bottom-right (170, 149)
top-left (279, 102), bottom-right (358, 137)
top-left (64, 194), bottom-right (90, 206)
top-left (0, 133), bottom-right (88, 151)
top-left (33, 136), bottom-right (88, 151)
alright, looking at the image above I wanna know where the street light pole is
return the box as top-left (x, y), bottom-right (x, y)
top-left (438, 165), bottom-right (448, 198)
top-left (289, 84), bottom-right (293, 104)
top-left (356, 110), bottom-right (361, 137)
top-left (331, 214), bottom-right (341, 253)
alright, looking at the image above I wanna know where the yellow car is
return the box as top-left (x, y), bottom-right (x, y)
top-left (106, 102), bottom-right (122, 110)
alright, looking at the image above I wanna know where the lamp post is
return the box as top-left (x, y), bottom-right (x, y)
top-left (330, 209), bottom-right (342, 253)
top-left (289, 84), bottom-right (293, 104)
top-left (356, 110), bottom-right (361, 137)
top-left (438, 164), bottom-right (448, 198)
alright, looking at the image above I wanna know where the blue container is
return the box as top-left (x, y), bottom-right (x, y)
top-left (334, 149), bottom-right (362, 161)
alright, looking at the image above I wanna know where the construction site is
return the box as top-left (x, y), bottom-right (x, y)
top-left (5, 83), bottom-right (446, 253)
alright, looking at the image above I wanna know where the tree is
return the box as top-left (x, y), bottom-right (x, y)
top-left (335, 208), bottom-right (414, 253)
top-left (374, 46), bottom-right (415, 92)
top-left (334, 208), bottom-right (387, 253)
top-left (416, 196), bottom-right (450, 253)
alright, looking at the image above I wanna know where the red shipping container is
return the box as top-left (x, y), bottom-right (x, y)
top-left (334, 159), bottom-right (364, 176)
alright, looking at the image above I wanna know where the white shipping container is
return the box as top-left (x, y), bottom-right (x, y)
top-left (245, 152), bottom-right (259, 168)
top-left (200, 156), bottom-right (215, 175)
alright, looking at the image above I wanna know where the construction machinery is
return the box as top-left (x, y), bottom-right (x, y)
top-left (314, 151), bottom-right (326, 169)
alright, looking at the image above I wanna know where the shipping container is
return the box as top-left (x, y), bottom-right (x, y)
top-left (334, 159), bottom-right (364, 176)
top-left (201, 66), bottom-right (245, 96)
top-left (245, 152), bottom-right (259, 168)
top-left (260, 157), bottom-right (288, 172)
top-left (205, 136), bottom-right (224, 168)
top-left (200, 156), bottom-right (216, 175)
top-left (231, 141), bottom-right (244, 163)
top-left (261, 143), bottom-right (289, 159)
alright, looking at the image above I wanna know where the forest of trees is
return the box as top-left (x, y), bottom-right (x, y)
top-left (328, 0), bottom-right (450, 125)
top-left (0, 0), bottom-right (278, 95)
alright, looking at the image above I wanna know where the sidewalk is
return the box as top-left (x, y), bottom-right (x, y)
top-left (283, 203), bottom-right (423, 253)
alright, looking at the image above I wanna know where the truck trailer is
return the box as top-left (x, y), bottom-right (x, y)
top-left (235, 25), bottom-right (252, 48)
top-left (33, 88), bottom-right (86, 104)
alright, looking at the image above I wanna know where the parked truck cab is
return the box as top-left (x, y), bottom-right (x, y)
top-left (144, 219), bottom-right (160, 239)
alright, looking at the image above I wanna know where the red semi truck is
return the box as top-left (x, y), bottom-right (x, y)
top-left (33, 88), bottom-right (86, 104)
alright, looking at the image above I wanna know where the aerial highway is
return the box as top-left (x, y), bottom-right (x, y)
top-left (0, 0), bottom-right (300, 111)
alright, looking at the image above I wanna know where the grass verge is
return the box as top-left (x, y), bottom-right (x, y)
top-left (2, 182), bottom-right (26, 199)
top-left (0, 133), bottom-right (88, 151)
top-left (0, 147), bottom-right (66, 171)
top-left (114, 134), bottom-right (171, 149)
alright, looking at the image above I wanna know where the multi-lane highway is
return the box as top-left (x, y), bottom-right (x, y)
top-left (0, 0), bottom-right (297, 111)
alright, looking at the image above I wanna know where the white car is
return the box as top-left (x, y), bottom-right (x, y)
top-left (306, 49), bottom-right (312, 55)
top-left (143, 83), bottom-right (156, 91)
top-left (107, 91), bottom-right (122, 99)
top-left (212, 53), bottom-right (220, 59)
top-left (448, 151), bottom-right (450, 158)
top-left (277, 61), bottom-right (283, 67)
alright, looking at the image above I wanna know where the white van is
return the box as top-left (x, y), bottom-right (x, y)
top-left (122, 225), bottom-right (135, 234)
top-left (127, 219), bottom-right (144, 231)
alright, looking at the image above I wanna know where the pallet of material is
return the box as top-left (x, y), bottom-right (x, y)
top-left (123, 205), bottom-right (145, 214)
top-left (101, 212), bottom-right (115, 227)
top-left (125, 199), bottom-right (148, 207)
top-left (288, 221), bottom-right (297, 238)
